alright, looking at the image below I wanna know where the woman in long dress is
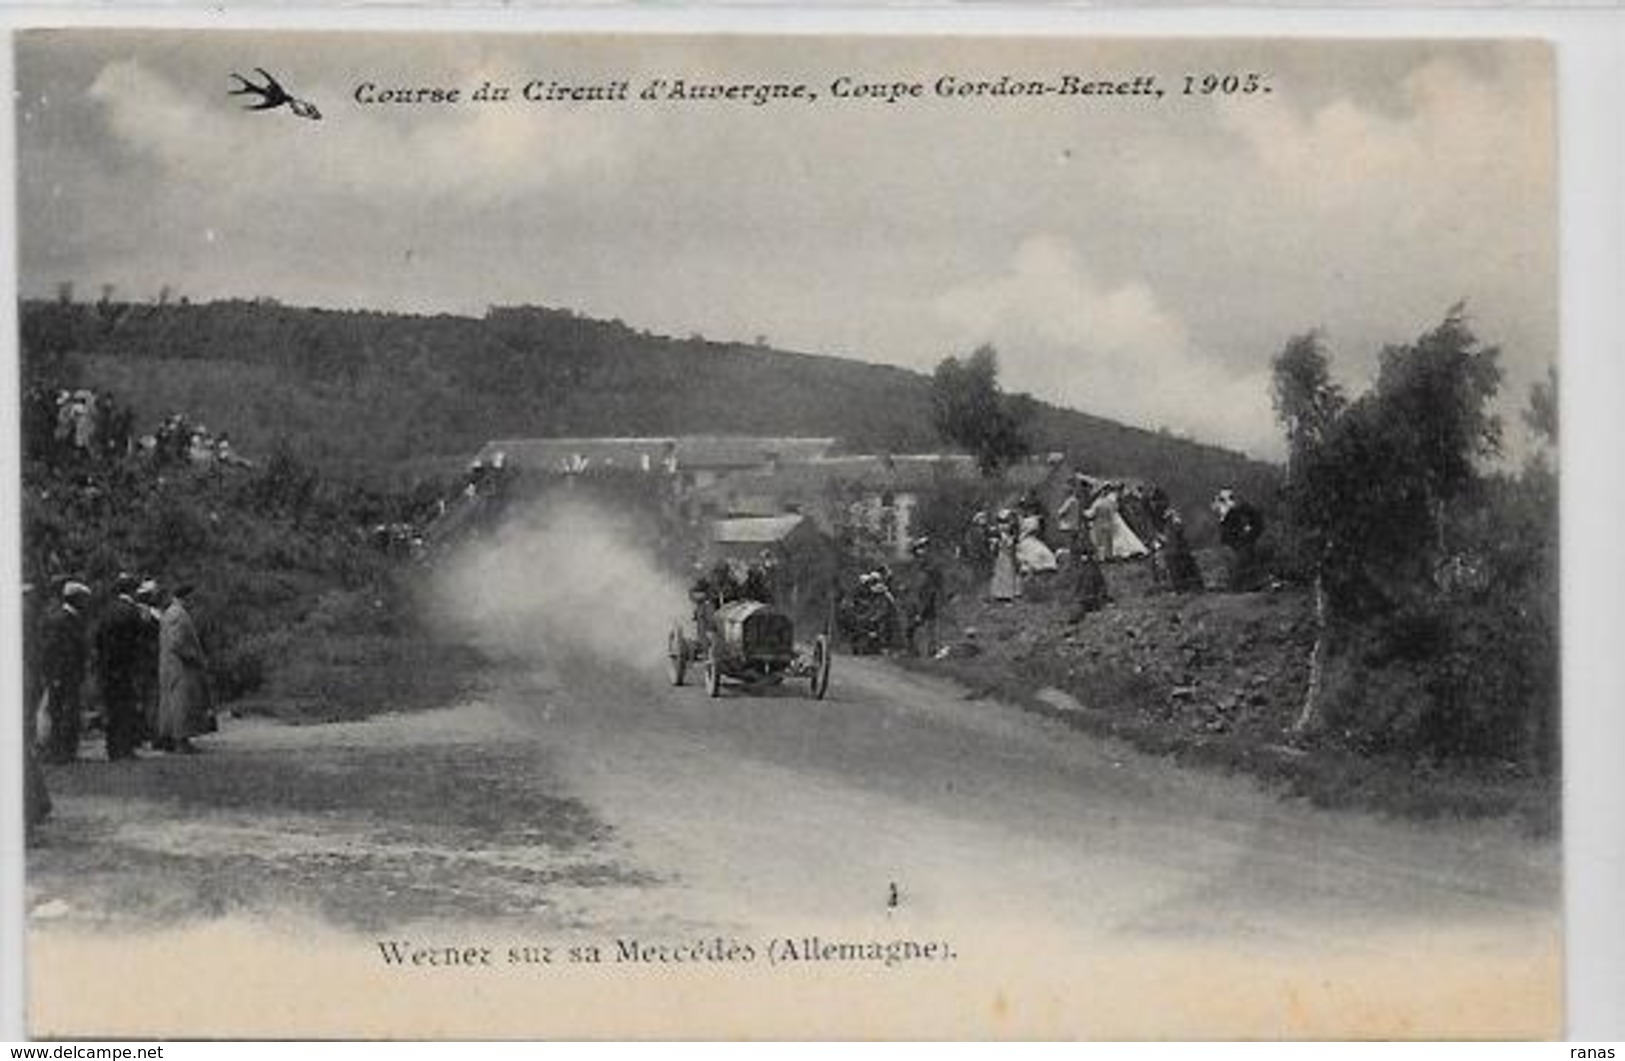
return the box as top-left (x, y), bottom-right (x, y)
top-left (1015, 512), bottom-right (1058, 575)
top-left (989, 515), bottom-right (1021, 602)
top-left (1084, 485), bottom-right (1149, 561)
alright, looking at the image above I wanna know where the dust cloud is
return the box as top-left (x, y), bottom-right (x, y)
top-left (430, 497), bottom-right (690, 676)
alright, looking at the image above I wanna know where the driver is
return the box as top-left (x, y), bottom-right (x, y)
top-left (688, 561), bottom-right (730, 651)
top-left (740, 550), bottom-right (777, 604)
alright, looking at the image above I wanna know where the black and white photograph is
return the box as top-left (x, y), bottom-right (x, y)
top-left (10, 27), bottom-right (1568, 1039)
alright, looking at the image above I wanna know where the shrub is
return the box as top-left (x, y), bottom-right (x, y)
top-left (213, 643), bottom-right (268, 701)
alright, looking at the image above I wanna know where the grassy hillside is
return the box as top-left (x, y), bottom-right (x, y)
top-left (22, 298), bottom-right (1279, 508)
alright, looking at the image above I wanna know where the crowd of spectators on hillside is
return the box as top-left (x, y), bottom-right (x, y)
top-left (838, 476), bottom-right (1262, 656)
top-left (23, 385), bottom-right (253, 471)
top-left (22, 386), bottom-right (134, 465)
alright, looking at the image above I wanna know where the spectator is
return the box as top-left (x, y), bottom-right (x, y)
top-left (1213, 489), bottom-right (1267, 591)
top-left (961, 510), bottom-right (993, 579)
top-left (1085, 482), bottom-right (1150, 561)
top-left (21, 583), bottom-right (51, 831)
top-left (1067, 530), bottom-right (1111, 622)
top-left (989, 511), bottom-right (1021, 602)
top-left (40, 581), bottom-right (92, 764)
top-left (157, 584), bottom-right (214, 754)
top-left (1054, 474), bottom-right (1095, 562)
top-left (1015, 510), bottom-right (1058, 575)
top-left (95, 574), bottom-right (148, 760)
top-left (134, 580), bottom-right (165, 746)
top-left (1154, 506), bottom-right (1205, 594)
top-left (187, 427), bottom-right (215, 465)
top-left (71, 390), bottom-right (98, 452)
top-left (906, 538), bottom-right (944, 657)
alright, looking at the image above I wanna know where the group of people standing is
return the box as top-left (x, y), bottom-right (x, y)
top-left (841, 537), bottom-right (944, 659)
top-left (149, 412), bottom-right (247, 468)
top-left (23, 385), bottom-right (135, 467)
top-left (23, 386), bottom-right (251, 474)
top-left (980, 497), bottom-right (1058, 604)
top-left (974, 475), bottom-right (1249, 623)
top-left (24, 574), bottom-right (217, 829)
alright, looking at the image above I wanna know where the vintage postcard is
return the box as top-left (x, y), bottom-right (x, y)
top-left (11, 27), bottom-right (1563, 1039)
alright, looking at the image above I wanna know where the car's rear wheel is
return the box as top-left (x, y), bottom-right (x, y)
top-left (667, 625), bottom-right (688, 686)
top-left (809, 635), bottom-right (832, 700)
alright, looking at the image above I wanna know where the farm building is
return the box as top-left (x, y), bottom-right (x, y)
top-left (708, 513), bottom-right (835, 623)
top-left (471, 436), bottom-right (837, 488)
top-left (694, 453), bottom-right (1078, 558)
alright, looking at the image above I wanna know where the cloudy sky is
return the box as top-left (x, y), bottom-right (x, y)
top-left (15, 31), bottom-right (1556, 458)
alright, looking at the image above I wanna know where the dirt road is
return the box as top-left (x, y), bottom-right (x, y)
top-left (26, 652), bottom-right (1562, 1038)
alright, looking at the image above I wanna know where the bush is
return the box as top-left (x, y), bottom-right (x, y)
top-left (213, 644), bottom-right (268, 702)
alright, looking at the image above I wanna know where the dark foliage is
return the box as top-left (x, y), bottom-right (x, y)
top-left (929, 345), bottom-right (1033, 476)
top-left (18, 296), bottom-right (1275, 527)
top-left (1277, 307), bottom-right (1557, 775)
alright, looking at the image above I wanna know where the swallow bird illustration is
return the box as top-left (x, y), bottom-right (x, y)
top-left (229, 68), bottom-right (321, 120)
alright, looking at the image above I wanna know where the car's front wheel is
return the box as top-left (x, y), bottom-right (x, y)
top-left (667, 625), bottom-right (688, 686)
top-left (703, 651), bottom-right (723, 698)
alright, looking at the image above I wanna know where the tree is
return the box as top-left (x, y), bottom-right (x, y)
top-left (930, 345), bottom-right (1032, 476)
top-left (1369, 304), bottom-right (1502, 526)
top-left (1524, 364), bottom-right (1558, 451)
top-left (1291, 305), bottom-right (1503, 611)
top-left (1270, 330), bottom-right (1344, 484)
top-left (1271, 331), bottom-right (1345, 733)
top-left (1275, 307), bottom-right (1562, 769)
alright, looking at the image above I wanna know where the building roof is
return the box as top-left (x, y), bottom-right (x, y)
top-left (710, 514), bottom-right (810, 545)
top-left (474, 436), bottom-right (837, 473)
top-left (704, 454), bottom-right (981, 498)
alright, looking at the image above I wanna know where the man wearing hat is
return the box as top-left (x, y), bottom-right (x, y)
top-left (157, 583), bottom-right (213, 753)
top-left (1055, 473), bottom-right (1093, 562)
top-left (40, 580), bottom-right (92, 763)
top-left (133, 580), bottom-right (165, 746)
top-left (1213, 488), bottom-right (1267, 591)
top-left (95, 574), bottom-right (148, 760)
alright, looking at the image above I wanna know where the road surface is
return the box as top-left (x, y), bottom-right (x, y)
top-left (26, 652), bottom-right (1561, 1037)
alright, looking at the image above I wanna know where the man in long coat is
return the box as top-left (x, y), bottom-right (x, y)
top-left (134, 580), bottom-right (164, 746)
top-left (95, 574), bottom-right (148, 760)
top-left (1214, 489), bottom-right (1267, 591)
top-left (40, 581), bottom-right (92, 763)
top-left (157, 584), bottom-right (213, 753)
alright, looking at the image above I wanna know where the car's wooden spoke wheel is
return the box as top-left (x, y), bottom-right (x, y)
top-left (809, 635), bottom-right (832, 700)
top-left (667, 625), bottom-right (688, 686)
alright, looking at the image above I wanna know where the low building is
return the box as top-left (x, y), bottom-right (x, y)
top-left (696, 454), bottom-right (983, 558)
top-left (708, 514), bottom-right (834, 621)
top-left (708, 514), bottom-right (824, 562)
top-left (472, 435), bottom-right (837, 489)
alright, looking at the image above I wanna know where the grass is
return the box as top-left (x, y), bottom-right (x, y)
top-left (227, 583), bottom-right (488, 724)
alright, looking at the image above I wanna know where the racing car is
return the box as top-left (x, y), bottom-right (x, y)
top-left (667, 595), bottom-right (832, 699)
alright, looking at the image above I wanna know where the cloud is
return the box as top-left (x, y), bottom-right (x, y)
top-left (1209, 53), bottom-right (1555, 455)
top-left (1216, 53), bottom-right (1552, 231)
top-left (86, 58), bottom-right (631, 207)
top-left (933, 235), bottom-right (1278, 457)
top-left (44, 41), bottom-right (1549, 465)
